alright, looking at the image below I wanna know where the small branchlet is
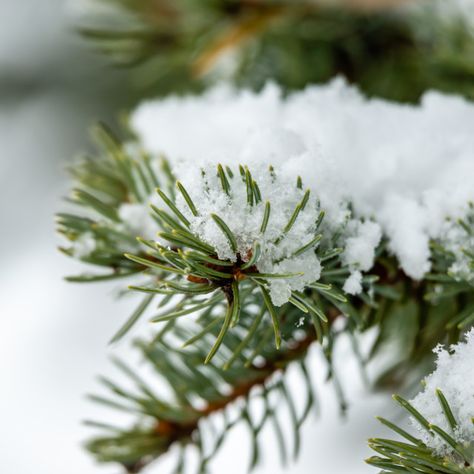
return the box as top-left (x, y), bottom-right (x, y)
top-left (367, 391), bottom-right (474, 473)
top-left (120, 165), bottom-right (342, 364)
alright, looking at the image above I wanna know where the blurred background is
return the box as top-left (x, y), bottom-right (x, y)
top-left (1, 0), bottom-right (473, 473)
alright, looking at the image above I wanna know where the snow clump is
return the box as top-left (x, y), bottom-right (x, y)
top-left (132, 78), bottom-right (474, 281)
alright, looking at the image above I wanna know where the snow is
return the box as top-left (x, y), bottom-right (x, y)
top-left (377, 195), bottom-right (431, 279)
top-left (343, 271), bottom-right (363, 296)
top-left (118, 200), bottom-right (157, 241)
top-left (174, 164), bottom-right (323, 306)
top-left (69, 199), bottom-right (159, 258)
top-left (340, 220), bottom-right (382, 294)
top-left (72, 231), bottom-right (96, 258)
top-left (410, 329), bottom-right (474, 461)
top-left (341, 220), bottom-right (382, 273)
top-left (132, 78), bottom-right (474, 281)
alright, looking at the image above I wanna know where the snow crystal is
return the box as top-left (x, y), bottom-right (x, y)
top-left (118, 200), bottom-right (158, 241)
top-left (343, 271), bottom-right (363, 296)
top-left (342, 221), bottom-right (381, 272)
top-left (410, 329), bottom-right (474, 460)
top-left (72, 232), bottom-right (96, 258)
top-left (69, 200), bottom-right (159, 259)
top-left (132, 78), bottom-right (474, 280)
top-left (378, 196), bottom-right (431, 280)
top-left (341, 220), bottom-right (382, 293)
top-left (174, 164), bottom-right (322, 306)
top-left (297, 316), bottom-right (305, 328)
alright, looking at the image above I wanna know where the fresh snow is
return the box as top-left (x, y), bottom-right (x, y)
top-left (118, 199), bottom-right (158, 241)
top-left (173, 164), bottom-right (324, 306)
top-left (341, 220), bottom-right (381, 274)
top-left (72, 231), bottom-right (96, 258)
top-left (132, 78), bottom-right (474, 281)
top-left (343, 271), bottom-right (363, 296)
